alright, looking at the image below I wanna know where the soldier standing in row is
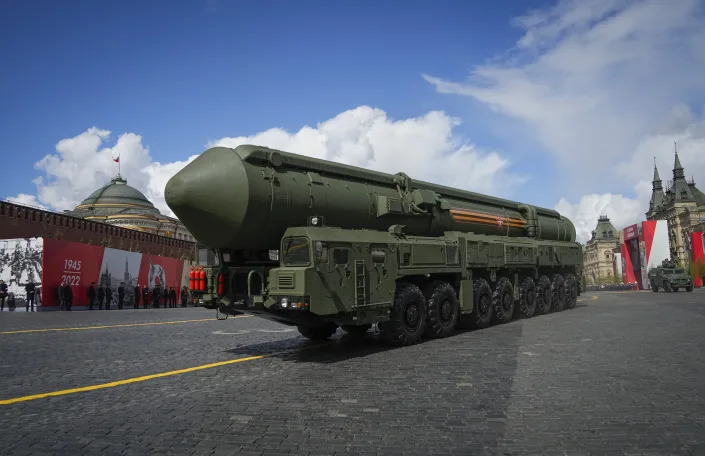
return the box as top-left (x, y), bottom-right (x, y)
top-left (57, 280), bottom-right (66, 310)
top-left (105, 285), bottom-right (112, 310)
top-left (134, 283), bottom-right (140, 309)
top-left (0, 280), bottom-right (8, 311)
top-left (63, 282), bottom-right (73, 311)
top-left (118, 282), bottom-right (125, 309)
top-left (25, 281), bottom-right (36, 312)
top-left (87, 282), bottom-right (96, 310)
top-left (169, 287), bottom-right (177, 307)
top-left (142, 284), bottom-right (149, 309)
top-left (180, 286), bottom-right (188, 307)
top-left (97, 285), bottom-right (105, 309)
top-left (152, 285), bottom-right (161, 308)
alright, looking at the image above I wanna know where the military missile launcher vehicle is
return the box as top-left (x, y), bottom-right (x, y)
top-left (165, 145), bottom-right (583, 346)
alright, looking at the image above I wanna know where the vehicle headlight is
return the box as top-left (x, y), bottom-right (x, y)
top-left (278, 296), bottom-right (310, 310)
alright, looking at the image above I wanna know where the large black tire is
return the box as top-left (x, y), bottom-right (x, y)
top-left (516, 277), bottom-right (537, 319)
top-left (380, 282), bottom-right (427, 346)
top-left (686, 285), bottom-right (693, 292)
top-left (535, 275), bottom-right (552, 314)
top-left (297, 323), bottom-right (338, 341)
top-left (550, 273), bottom-right (566, 312)
top-left (492, 277), bottom-right (514, 324)
top-left (664, 282), bottom-right (672, 292)
top-left (423, 281), bottom-right (459, 338)
top-left (564, 273), bottom-right (578, 309)
top-left (341, 324), bottom-right (372, 336)
top-left (651, 282), bottom-right (658, 292)
top-left (461, 278), bottom-right (493, 329)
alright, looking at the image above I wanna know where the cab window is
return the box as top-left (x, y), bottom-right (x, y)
top-left (282, 237), bottom-right (310, 266)
top-left (199, 247), bottom-right (219, 266)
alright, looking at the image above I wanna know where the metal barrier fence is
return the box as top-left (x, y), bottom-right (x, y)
top-left (584, 283), bottom-right (639, 292)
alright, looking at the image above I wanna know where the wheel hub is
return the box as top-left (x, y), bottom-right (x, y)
top-left (502, 293), bottom-right (512, 312)
top-left (440, 299), bottom-right (452, 322)
top-left (479, 295), bottom-right (490, 317)
top-left (405, 303), bottom-right (420, 327)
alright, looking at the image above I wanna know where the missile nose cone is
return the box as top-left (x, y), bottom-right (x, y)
top-left (164, 173), bottom-right (190, 212)
top-left (165, 147), bottom-right (249, 247)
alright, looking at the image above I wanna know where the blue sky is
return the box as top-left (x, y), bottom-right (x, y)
top-left (2, 0), bottom-right (705, 243)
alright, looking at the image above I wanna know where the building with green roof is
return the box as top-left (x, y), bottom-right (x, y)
top-left (66, 175), bottom-right (194, 242)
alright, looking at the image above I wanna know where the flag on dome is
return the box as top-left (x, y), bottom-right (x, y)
top-left (112, 151), bottom-right (120, 163)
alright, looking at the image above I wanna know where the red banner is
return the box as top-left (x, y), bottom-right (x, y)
top-left (42, 238), bottom-right (105, 308)
top-left (41, 238), bottom-right (188, 307)
top-left (137, 253), bottom-right (186, 292)
top-left (691, 232), bottom-right (704, 288)
top-left (623, 223), bottom-right (639, 241)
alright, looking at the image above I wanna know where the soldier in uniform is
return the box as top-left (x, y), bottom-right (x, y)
top-left (97, 285), bottom-right (105, 310)
top-left (142, 284), bottom-right (149, 309)
top-left (25, 281), bottom-right (36, 312)
top-left (0, 280), bottom-right (7, 311)
top-left (134, 283), bottom-right (140, 309)
top-left (63, 282), bottom-right (73, 311)
top-left (180, 285), bottom-right (189, 307)
top-left (105, 285), bottom-right (112, 310)
top-left (118, 282), bottom-right (125, 309)
top-left (57, 280), bottom-right (66, 310)
top-left (169, 287), bottom-right (176, 307)
top-left (87, 282), bottom-right (96, 310)
top-left (152, 285), bottom-right (161, 308)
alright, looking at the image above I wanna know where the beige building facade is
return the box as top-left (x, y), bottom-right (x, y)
top-left (646, 150), bottom-right (705, 266)
top-left (583, 215), bottom-right (620, 284)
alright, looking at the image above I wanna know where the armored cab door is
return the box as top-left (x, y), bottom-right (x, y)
top-left (326, 244), bottom-right (354, 309)
top-left (366, 243), bottom-right (396, 307)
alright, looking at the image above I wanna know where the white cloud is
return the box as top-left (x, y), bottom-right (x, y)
top-left (10, 106), bottom-right (524, 219)
top-left (424, 0), bottom-right (705, 240)
top-left (6, 126), bottom-right (198, 217)
top-left (4, 193), bottom-right (48, 210)
top-left (211, 106), bottom-right (527, 196)
top-left (555, 185), bottom-right (651, 244)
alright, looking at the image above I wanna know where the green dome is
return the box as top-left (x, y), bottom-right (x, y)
top-left (78, 176), bottom-right (155, 209)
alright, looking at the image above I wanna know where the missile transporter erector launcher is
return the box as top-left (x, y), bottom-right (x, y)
top-left (166, 145), bottom-right (583, 346)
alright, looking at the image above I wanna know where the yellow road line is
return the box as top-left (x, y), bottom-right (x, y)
top-left (0, 354), bottom-right (265, 405)
top-left (0, 315), bottom-right (251, 335)
top-left (577, 295), bottom-right (599, 302)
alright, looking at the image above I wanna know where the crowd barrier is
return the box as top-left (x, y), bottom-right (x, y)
top-left (584, 283), bottom-right (640, 292)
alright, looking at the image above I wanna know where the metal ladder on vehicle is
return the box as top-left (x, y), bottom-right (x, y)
top-left (355, 260), bottom-right (366, 306)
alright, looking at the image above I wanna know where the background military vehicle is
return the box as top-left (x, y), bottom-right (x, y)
top-left (165, 145), bottom-right (584, 346)
top-left (648, 259), bottom-right (693, 292)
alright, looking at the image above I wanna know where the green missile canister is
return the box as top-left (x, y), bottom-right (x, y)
top-left (165, 145), bottom-right (575, 250)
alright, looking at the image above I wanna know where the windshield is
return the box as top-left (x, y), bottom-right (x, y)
top-left (198, 247), bottom-right (219, 266)
top-left (282, 237), bottom-right (310, 266)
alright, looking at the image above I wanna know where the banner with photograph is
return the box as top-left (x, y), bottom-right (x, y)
top-left (0, 237), bottom-right (43, 303)
top-left (41, 238), bottom-right (188, 308)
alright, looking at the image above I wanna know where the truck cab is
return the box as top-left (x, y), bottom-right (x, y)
top-left (262, 224), bottom-right (400, 331)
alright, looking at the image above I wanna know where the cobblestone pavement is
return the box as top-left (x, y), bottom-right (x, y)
top-left (1, 290), bottom-right (705, 455)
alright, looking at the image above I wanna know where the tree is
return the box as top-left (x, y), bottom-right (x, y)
top-left (690, 259), bottom-right (705, 283)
